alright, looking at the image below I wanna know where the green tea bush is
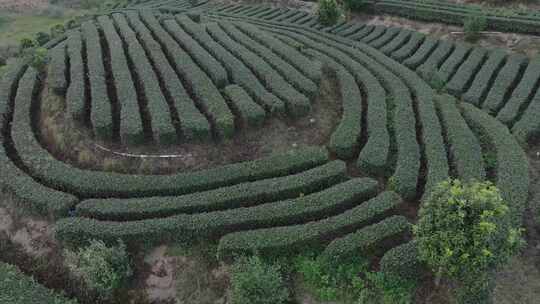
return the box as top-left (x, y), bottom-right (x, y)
top-left (414, 179), bottom-right (524, 304)
top-left (464, 13), bottom-right (487, 42)
top-left (318, 0), bottom-right (341, 26)
top-left (231, 256), bottom-right (289, 304)
top-left (35, 32), bottom-right (51, 46)
top-left (64, 240), bottom-right (132, 300)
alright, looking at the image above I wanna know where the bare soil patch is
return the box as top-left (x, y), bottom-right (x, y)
top-left (0, 0), bottom-right (48, 12)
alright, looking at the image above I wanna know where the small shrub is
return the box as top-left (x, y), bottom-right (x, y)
top-left (231, 256), bottom-right (289, 304)
top-left (64, 240), bottom-right (132, 300)
top-left (414, 179), bottom-right (524, 304)
top-left (27, 47), bottom-right (49, 71)
top-left (463, 13), bottom-right (487, 42)
top-left (318, 0), bottom-right (341, 26)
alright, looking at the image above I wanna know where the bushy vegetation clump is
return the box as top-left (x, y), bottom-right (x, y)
top-left (64, 240), bottom-right (132, 301)
top-left (231, 256), bottom-right (289, 304)
top-left (463, 13), bottom-right (487, 42)
top-left (318, 0), bottom-right (341, 26)
top-left (415, 179), bottom-right (524, 304)
top-left (294, 254), bottom-right (416, 303)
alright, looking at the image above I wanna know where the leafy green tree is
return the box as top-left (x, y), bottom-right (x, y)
top-left (414, 179), bottom-right (524, 304)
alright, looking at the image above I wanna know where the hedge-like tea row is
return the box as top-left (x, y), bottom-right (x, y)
top-left (379, 28), bottom-right (411, 56)
top-left (328, 68), bottom-right (363, 159)
top-left (497, 58), bottom-right (540, 126)
top-left (435, 95), bottom-right (485, 182)
top-left (482, 54), bottom-right (528, 114)
top-left (445, 48), bottom-right (487, 97)
top-left (223, 84), bottom-right (265, 128)
top-left (175, 16), bottom-right (286, 114)
top-left (0, 59), bottom-right (26, 130)
top-left (4, 68), bottom-right (78, 218)
top-left (349, 25), bottom-right (375, 41)
top-left (403, 37), bottom-right (438, 70)
top-left (81, 20), bottom-right (114, 140)
top-left (220, 22), bottom-right (318, 97)
top-left (461, 103), bottom-right (529, 223)
top-left (10, 67), bottom-right (328, 199)
top-left (65, 30), bottom-right (87, 122)
top-left (361, 26), bottom-right (387, 44)
top-left (126, 11), bottom-right (215, 141)
top-left (47, 43), bottom-right (68, 95)
top-left (0, 262), bottom-right (78, 304)
top-left (232, 19), bottom-right (419, 195)
top-left (417, 41), bottom-right (454, 80)
top-left (112, 13), bottom-right (177, 144)
top-left (142, 10), bottom-right (227, 88)
top-left (235, 22), bottom-right (321, 83)
top-left (217, 190), bottom-right (401, 259)
top-left (390, 32), bottom-right (424, 62)
top-left (365, 0), bottom-right (540, 35)
top-left (437, 43), bottom-right (471, 84)
top-left (77, 160), bottom-right (347, 220)
top-left (142, 13), bottom-right (235, 140)
top-left (368, 27), bottom-right (400, 49)
top-left (379, 240), bottom-right (421, 281)
top-left (210, 14), bottom-right (451, 198)
top-left (207, 21), bottom-right (311, 118)
top-left (272, 31), bottom-right (391, 174)
top-left (462, 49), bottom-right (507, 106)
top-left (338, 24), bottom-right (366, 37)
top-left (97, 15), bottom-right (145, 145)
top-left (321, 215), bottom-right (411, 263)
top-left (56, 178), bottom-right (378, 246)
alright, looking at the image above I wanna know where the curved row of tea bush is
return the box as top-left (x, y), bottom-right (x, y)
top-left (209, 4), bottom-right (540, 146)
top-left (461, 103), bottom-right (529, 223)
top-left (364, 0), bottom-right (540, 35)
top-left (55, 178), bottom-right (379, 246)
top-left (2, 68), bottom-right (78, 218)
top-left (76, 160), bottom-right (348, 220)
top-left (321, 215), bottom-right (411, 264)
top-left (217, 190), bottom-right (402, 259)
top-left (8, 69), bottom-right (329, 197)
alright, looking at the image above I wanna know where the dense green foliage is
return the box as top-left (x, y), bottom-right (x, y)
top-left (65, 240), bottom-right (132, 300)
top-left (231, 256), bottom-right (289, 304)
top-left (0, 262), bottom-right (77, 304)
top-left (415, 180), bottom-right (524, 303)
top-left (463, 13), bottom-right (487, 42)
top-left (318, 0), bottom-right (341, 26)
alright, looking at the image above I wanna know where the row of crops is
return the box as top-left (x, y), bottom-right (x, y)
top-left (208, 3), bottom-right (540, 147)
top-left (363, 0), bottom-right (540, 35)
top-left (47, 10), bottom-right (320, 145)
top-left (0, 6), bottom-right (531, 283)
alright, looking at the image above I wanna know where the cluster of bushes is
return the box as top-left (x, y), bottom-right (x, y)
top-left (0, 262), bottom-right (78, 304)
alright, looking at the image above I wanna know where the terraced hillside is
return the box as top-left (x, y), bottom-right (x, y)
top-left (0, 3), bottom-right (532, 281)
